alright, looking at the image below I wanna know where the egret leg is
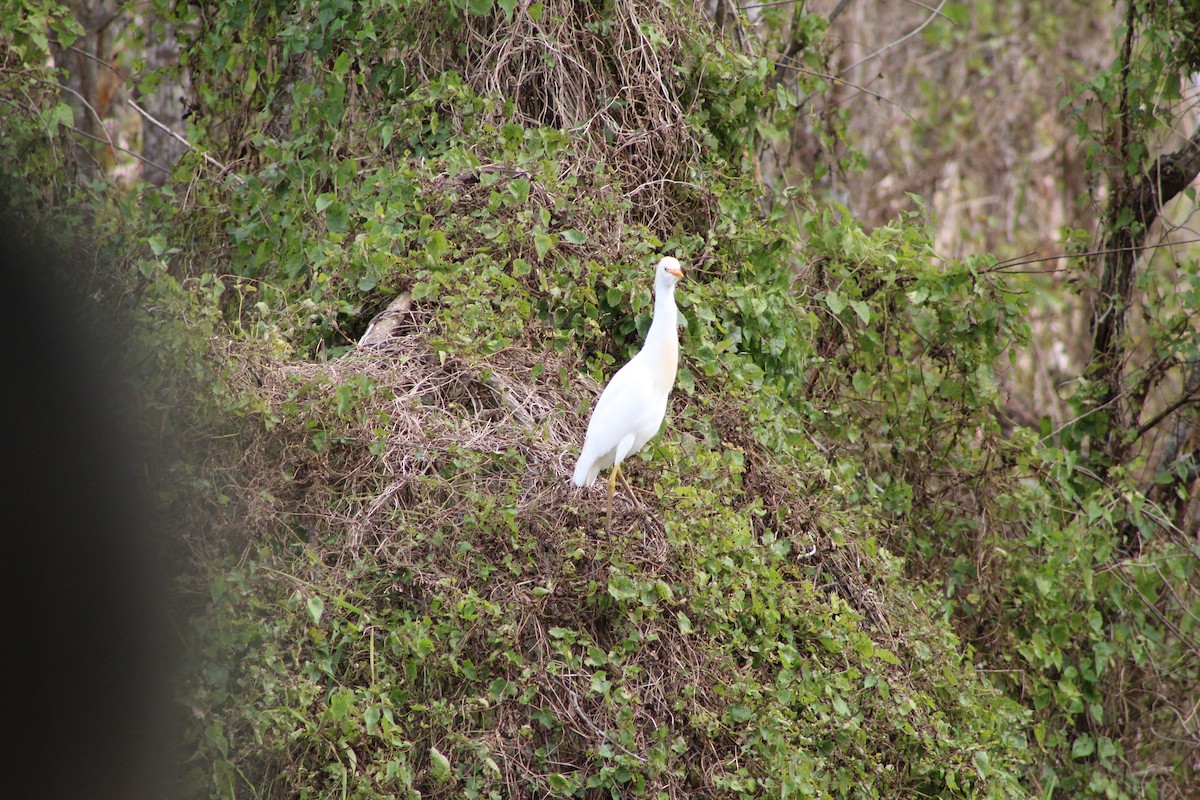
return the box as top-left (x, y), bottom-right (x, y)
top-left (606, 462), bottom-right (621, 534)
top-left (617, 466), bottom-right (636, 500)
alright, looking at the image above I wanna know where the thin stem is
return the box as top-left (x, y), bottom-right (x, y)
top-left (839, 0), bottom-right (949, 78)
top-left (128, 99), bottom-right (246, 185)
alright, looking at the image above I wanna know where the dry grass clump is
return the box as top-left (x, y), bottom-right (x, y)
top-left (405, 0), bottom-right (710, 228)
top-left (241, 308), bottom-right (580, 556)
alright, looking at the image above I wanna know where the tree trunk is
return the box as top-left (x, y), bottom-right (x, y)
top-left (1087, 126), bottom-right (1200, 463)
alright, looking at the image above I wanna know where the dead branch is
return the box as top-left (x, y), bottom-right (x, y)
top-left (128, 99), bottom-right (246, 184)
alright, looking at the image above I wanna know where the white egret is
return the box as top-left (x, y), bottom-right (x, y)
top-left (572, 256), bottom-right (684, 525)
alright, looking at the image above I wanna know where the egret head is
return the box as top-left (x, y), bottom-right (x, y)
top-left (656, 256), bottom-right (684, 288)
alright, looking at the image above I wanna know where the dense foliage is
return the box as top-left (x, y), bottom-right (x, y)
top-left (4, 0), bottom-right (1198, 798)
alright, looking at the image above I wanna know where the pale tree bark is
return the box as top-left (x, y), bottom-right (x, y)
top-left (137, 15), bottom-right (186, 185)
top-left (49, 0), bottom-right (123, 180)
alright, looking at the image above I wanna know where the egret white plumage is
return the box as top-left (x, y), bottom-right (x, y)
top-left (572, 256), bottom-right (684, 524)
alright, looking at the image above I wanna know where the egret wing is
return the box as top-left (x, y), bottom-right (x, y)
top-left (574, 355), bottom-right (659, 483)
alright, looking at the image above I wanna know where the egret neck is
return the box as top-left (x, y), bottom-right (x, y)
top-left (644, 271), bottom-right (680, 395)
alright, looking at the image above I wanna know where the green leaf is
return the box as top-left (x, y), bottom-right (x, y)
top-left (825, 290), bottom-right (846, 315)
top-left (244, 66), bottom-right (258, 96)
top-left (46, 102), bottom-right (75, 130)
top-left (607, 574), bottom-right (637, 601)
top-left (427, 230), bottom-right (449, 259)
top-left (147, 233), bottom-right (168, 257)
top-left (874, 648), bottom-right (900, 665)
top-left (729, 704), bottom-right (752, 723)
top-left (497, 0), bottom-right (518, 18)
top-left (430, 746), bottom-right (453, 783)
top-left (305, 596), bottom-right (325, 624)
top-left (363, 705), bottom-right (380, 733)
top-left (324, 201), bottom-right (349, 233)
top-left (534, 232), bottom-right (554, 261)
top-left (1071, 734), bottom-right (1095, 758)
top-left (849, 299), bottom-right (871, 324)
top-left (562, 229), bottom-right (588, 245)
top-left (548, 772), bottom-right (579, 795)
top-left (508, 178), bottom-right (531, 203)
top-left (852, 370), bottom-right (871, 394)
top-left (332, 52), bottom-right (350, 76)
top-left (817, 633), bottom-right (841, 652)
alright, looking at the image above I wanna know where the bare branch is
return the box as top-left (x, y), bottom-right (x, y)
top-left (984, 236), bottom-right (1200, 273)
top-left (739, 0), bottom-right (806, 10)
top-left (1135, 363), bottom-right (1200, 441)
top-left (68, 125), bottom-right (169, 174)
top-left (32, 76), bottom-right (115, 152)
top-left (66, 44), bottom-right (126, 80)
top-left (128, 99), bottom-right (246, 185)
top-left (783, 62), bottom-right (924, 128)
top-left (827, 0), bottom-right (854, 23)
top-left (839, 0), bottom-right (948, 77)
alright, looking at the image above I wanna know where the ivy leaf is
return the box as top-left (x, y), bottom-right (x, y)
top-left (508, 178), bottom-right (531, 204)
top-left (147, 233), bottom-right (168, 257)
top-left (305, 596), bottom-right (324, 624)
top-left (849, 299), bottom-right (871, 324)
top-left (1071, 734), bottom-right (1095, 759)
top-left (534, 232), bottom-right (554, 261)
top-left (324, 201), bottom-right (349, 233)
top-left (607, 574), bottom-right (637, 601)
top-left (427, 230), bottom-right (449, 259)
top-left (547, 773), bottom-right (575, 794)
top-left (561, 229), bottom-right (588, 245)
top-left (825, 290), bottom-right (846, 315)
top-left (46, 102), bottom-right (75, 130)
top-left (430, 746), bottom-right (453, 783)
